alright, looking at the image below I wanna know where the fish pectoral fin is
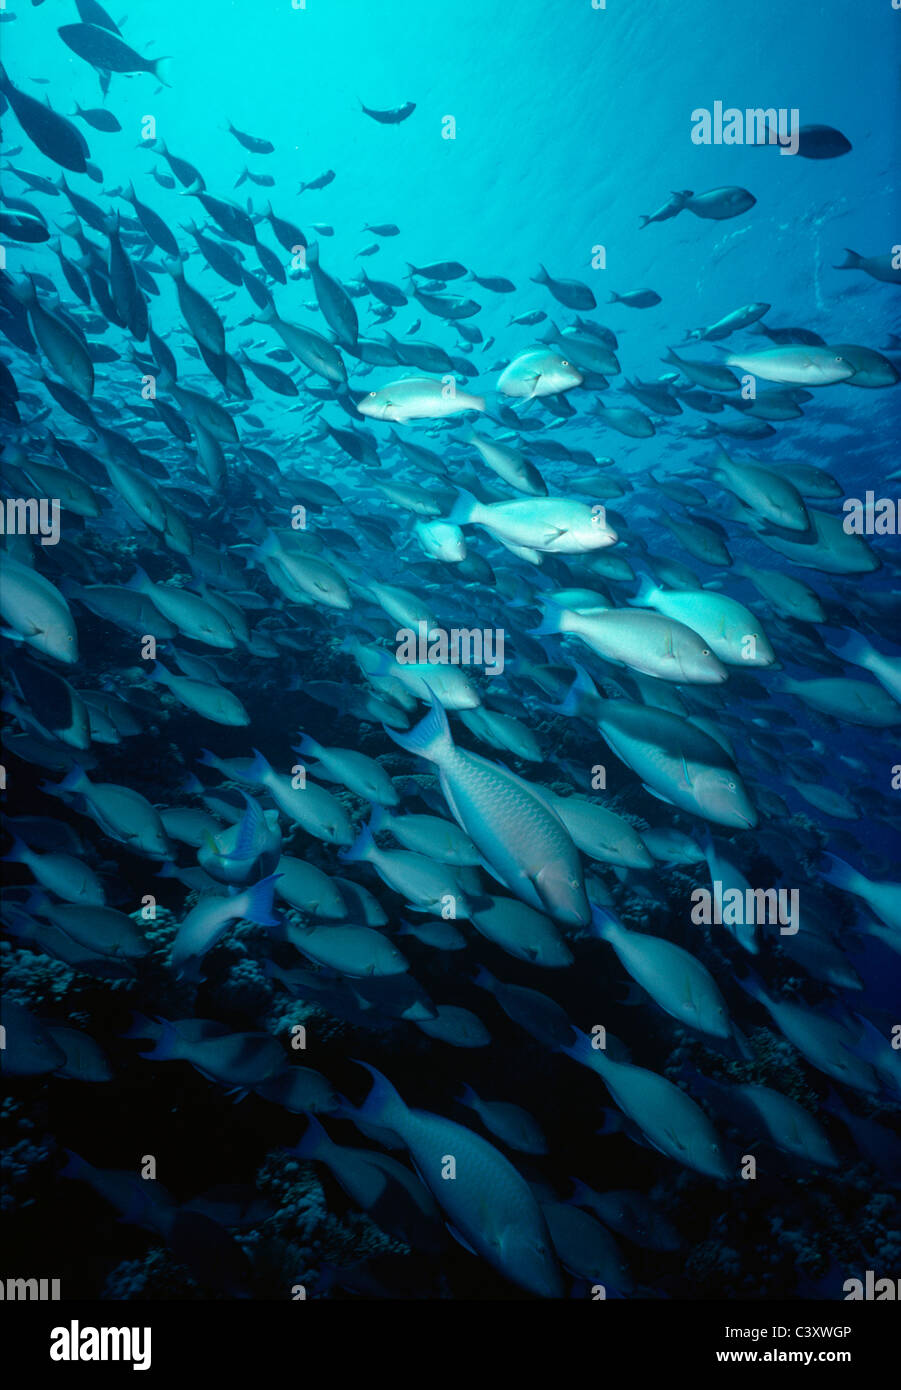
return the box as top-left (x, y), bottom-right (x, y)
top-left (664, 1125), bottom-right (687, 1152)
top-left (446, 1223), bottom-right (479, 1257)
top-left (641, 783), bottom-right (677, 807)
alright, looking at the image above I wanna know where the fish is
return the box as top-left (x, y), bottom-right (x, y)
top-left (498, 346), bottom-right (583, 398)
top-left (227, 121), bottom-right (274, 154)
top-left (306, 240), bottom-right (358, 348)
top-left (682, 186), bottom-right (756, 220)
top-left (361, 100), bottom-right (416, 124)
top-left (57, 24), bottom-right (173, 83)
top-left (0, 64), bottom-right (89, 172)
top-left (1, 13), bottom-right (898, 1309)
top-left (387, 695), bottom-right (590, 925)
top-left (171, 875), bottom-right (280, 977)
top-left (0, 555), bottom-right (79, 663)
top-left (628, 575), bottom-right (776, 666)
top-left (723, 345), bottom-right (856, 385)
top-left (531, 264), bottom-right (596, 310)
top-left (350, 1063), bottom-right (563, 1296)
top-left (609, 288), bottom-right (661, 309)
top-left (535, 603), bottom-right (730, 683)
top-left (357, 376), bottom-right (485, 422)
top-left (449, 488), bottom-right (617, 555)
top-left (639, 189), bottom-right (695, 228)
top-left (783, 123), bottom-right (852, 159)
top-left (833, 248), bottom-right (901, 285)
top-left (560, 1028), bottom-right (731, 1179)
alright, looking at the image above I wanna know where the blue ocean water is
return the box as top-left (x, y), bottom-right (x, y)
top-left (0, 0), bottom-right (899, 1306)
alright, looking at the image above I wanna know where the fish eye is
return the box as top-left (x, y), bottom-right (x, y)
top-left (701, 648), bottom-right (710, 656)
top-left (727, 781), bottom-right (736, 790)
top-left (369, 391), bottom-right (377, 397)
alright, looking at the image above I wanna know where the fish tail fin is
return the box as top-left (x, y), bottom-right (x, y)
top-left (367, 802), bottom-right (390, 836)
top-left (638, 215), bottom-right (650, 229)
top-left (596, 1108), bottom-right (625, 1136)
top-left (820, 853), bottom-right (863, 895)
top-left (383, 692), bottom-right (453, 765)
top-left (234, 168), bottom-right (248, 189)
top-left (529, 605), bottom-right (564, 638)
top-left (152, 57), bottom-right (174, 87)
top-left (340, 821), bottom-right (377, 864)
top-left (448, 486), bottom-right (479, 525)
top-left (56, 762), bottom-right (89, 795)
top-left (472, 965), bottom-right (495, 991)
top-left (552, 661), bottom-right (599, 716)
top-left (568, 1176), bottom-right (592, 1204)
top-left (121, 1011), bottom-right (159, 1040)
top-left (295, 732), bottom-right (320, 760)
top-left (828, 629), bottom-right (873, 669)
top-left (0, 833), bottom-right (27, 863)
top-left (833, 249), bottom-right (861, 270)
top-left (245, 747), bottom-right (272, 785)
top-left (532, 263), bottom-right (548, 284)
top-left (456, 1083), bottom-right (477, 1108)
top-left (557, 1024), bottom-right (592, 1063)
top-left (628, 573), bottom-right (659, 607)
top-left (140, 1019), bottom-right (179, 1061)
top-left (590, 904), bottom-right (618, 941)
top-left (59, 1149), bottom-right (90, 1182)
top-left (305, 240), bottom-right (319, 267)
top-left (608, 291), bottom-right (621, 303)
top-left (292, 1115), bottom-right (330, 1159)
top-left (354, 1060), bottom-right (406, 1129)
top-left (735, 967), bottom-right (769, 1007)
top-left (125, 564), bottom-right (152, 592)
top-left (243, 872), bottom-right (281, 928)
